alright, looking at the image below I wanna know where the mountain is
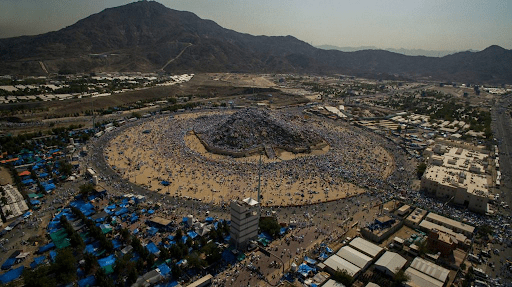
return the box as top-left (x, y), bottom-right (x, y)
top-left (316, 45), bottom-right (475, 57)
top-left (0, 1), bottom-right (511, 84)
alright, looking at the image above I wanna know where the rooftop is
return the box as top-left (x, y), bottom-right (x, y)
top-left (423, 165), bottom-right (489, 198)
top-left (425, 213), bottom-right (475, 234)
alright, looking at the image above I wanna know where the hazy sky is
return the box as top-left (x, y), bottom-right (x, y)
top-left (1, 0), bottom-right (511, 51)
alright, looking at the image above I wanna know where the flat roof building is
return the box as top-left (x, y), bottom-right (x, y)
top-left (424, 212), bottom-right (475, 237)
top-left (422, 146), bottom-right (492, 214)
top-left (405, 208), bottom-right (428, 229)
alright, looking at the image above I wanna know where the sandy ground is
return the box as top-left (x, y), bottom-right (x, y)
top-left (0, 167), bottom-right (13, 185)
top-left (105, 111), bottom-right (395, 207)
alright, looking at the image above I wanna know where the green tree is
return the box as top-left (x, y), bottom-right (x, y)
top-left (416, 162), bottom-right (427, 179)
top-left (392, 269), bottom-right (410, 287)
top-left (23, 265), bottom-right (56, 287)
top-left (52, 248), bottom-right (77, 284)
top-left (95, 268), bottom-right (114, 287)
top-left (331, 268), bottom-right (353, 286)
top-left (83, 252), bottom-right (98, 274)
top-left (58, 161), bottom-right (74, 177)
top-left (259, 217), bottom-right (281, 238)
top-left (79, 183), bottom-right (96, 199)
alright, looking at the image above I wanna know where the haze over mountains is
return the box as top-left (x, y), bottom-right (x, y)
top-left (315, 45), bottom-right (477, 58)
top-left (0, 1), bottom-right (511, 84)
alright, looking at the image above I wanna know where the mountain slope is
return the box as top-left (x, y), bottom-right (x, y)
top-left (0, 1), bottom-right (511, 84)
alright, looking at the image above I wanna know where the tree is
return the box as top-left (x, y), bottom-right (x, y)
top-left (259, 217), bottom-right (281, 238)
top-left (95, 268), bottom-right (114, 287)
top-left (58, 161), bottom-right (74, 177)
top-left (171, 264), bottom-right (182, 279)
top-left (83, 252), bottom-right (98, 274)
top-left (477, 224), bottom-right (493, 239)
top-left (416, 162), bottom-right (427, 179)
top-left (417, 239), bottom-right (430, 256)
top-left (79, 183), bottom-right (96, 199)
top-left (331, 268), bottom-right (353, 286)
top-left (392, 269), bottom-right (410, 287)
top-left (52, 248), bottom-right (77, 284)
top-left (23, 265), bottom-right (56, 287)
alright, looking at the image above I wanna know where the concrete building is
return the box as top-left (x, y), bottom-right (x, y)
top-left (405, 208), bottom-right (428, 229)
top-left (361, 216), bottom-right (402, 243)
top-left (419, 220), bottom-right (470, 249)
top-left (427, 229), bottom-right (457, 257)
top-left (230, 198), bottom-right (259, 250)
top-left (397, 204), bottom-right (412, 217)
top-left (424, 212), bottom-right (474, 237)
top-left (421, 146), bottom-right (492, 214)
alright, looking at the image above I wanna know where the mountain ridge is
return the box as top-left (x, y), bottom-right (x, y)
top-left (316, 44), bottom-right (479, 57)
top-left (0, 1), bottom-right (511, 84)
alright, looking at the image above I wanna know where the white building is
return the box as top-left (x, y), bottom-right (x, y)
top-left (421, 146), bottom-right (492, 214)
top-left (374, 251), bottom-right (407, 277)
top-left (405, 257), bottom-right (450, 287)
top-left (230, 197), bottom-right (259, 250)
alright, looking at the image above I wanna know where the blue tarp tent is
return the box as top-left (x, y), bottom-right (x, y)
top-left (157, 263), bottom-right (171, 276)
top-left (115, 208), bottom-right (129, 216)
top-left (37, 242), bottom-right (55, 254)
top-left (297, 263), bottom-right (315, 277)
top-left (98, 255), bottom-right (116, 267)
top-left (43, 183), bottom-right (56, 192)
top-left (325, 246), bottom-right (333, 253)
top-left (39, 173), bottom-right (49, 178)
top-left (156, 281), bottom-right (179, 287)
top-left (304, 256), bottom-right (317, 265)
top-left (147, 227), bottom-right (158, 237)
top-left (181, 235), bottom-right (189, 244)
top-left (258, 232), bottom-right (272, 241)
top-left (187, 231), bottom-right (198, 240)
top-left (22, 179), bottom-right (34, 185)
top-left (133, 229), bottom-right (139, 235)
top-left (148, 209), bottom-right (154, 215)
top-left (221, 248), bottom-right (237, 264)
top-left (30, 256), bottom-right (46, 269)
top-left (146, 242), bottom-right (160, 255)
top-left (112, 239), bottom-right (122, 250)
top-left (30, 200), bottom-right (41, 205)
top-left (78, 275), bottom-right (96, 287)
top-left (205, 217), bottom-right (214, 223)
top-left (318, 253), bottom-right (329, 261)
top-left (49, 251), bottom-right (57, 262)
top-left (0, 266), bottom-right (24, 284)
top-left (1, 258), bottom-right (15, 270)
top-left (280, 227), bottom-right (288, 235)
